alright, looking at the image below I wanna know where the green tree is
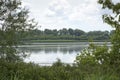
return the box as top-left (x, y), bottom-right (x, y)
top-left (52, 29), bottom-right (58, 36)
top-left (0, 0), bottom-right (36, 62)
top-left (44, 29), bottom-right (52, 35)
top-left (75, 43), bottom-right (109, 66)
top-left (98, 0), bottom-right (120, 67)
top-left (68, 28), bottom-right (74, 36)
top-left (74, 29), bottom-right (85, 36)
top-left (75, 0), bottom-right (120, 74)
top-left (59, 28), bottom-right (69, 35)
top-left (87, 31), bottom-right (110, 40)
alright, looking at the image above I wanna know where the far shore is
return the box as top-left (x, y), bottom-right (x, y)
top-left (21, 39), bottom-right (110, 43)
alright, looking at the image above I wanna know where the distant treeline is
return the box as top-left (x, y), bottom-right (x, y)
top-left (21, 28), bottom-right (114, 42)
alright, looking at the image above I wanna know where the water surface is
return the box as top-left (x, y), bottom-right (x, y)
top-left (19, 42), bottom-right (110, 65)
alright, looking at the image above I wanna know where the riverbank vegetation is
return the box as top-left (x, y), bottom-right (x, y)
top-left (0, 0), bottom-right (120, 80)
top-left (0, 59), bottom-right (119, 80)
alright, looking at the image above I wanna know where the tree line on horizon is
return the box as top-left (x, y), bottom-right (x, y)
top-left (22, 28), bottom-right (113, 41)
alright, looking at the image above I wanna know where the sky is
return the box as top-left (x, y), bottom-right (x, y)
top-left (22, 0), bottom-right (115, 32)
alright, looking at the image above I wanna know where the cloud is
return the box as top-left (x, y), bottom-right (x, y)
top-left (21, 1), bottom-right (31, 9)
top-left (45, 0), bottom-right (103, 29)
top-left (22, 0), bottom-right (113, 31)
top-left (46, 0), bottom-right (70, 18)
top-left (46, 0), bottom-right (101, 21)
top-left (69, 0), bottom-right (100, 21)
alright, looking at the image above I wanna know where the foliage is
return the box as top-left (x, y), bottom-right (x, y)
top-left (21, 28), bottom-right (111, 42)
top-left (76, 42), bottom-right (110, 65)
top-left (0, 0), bottom-right (36, 62)
top-left (0, 60), bottom-right (119, 80)
top-left (0, 0), bottom-right (120, 80)
top-left (98, 0), bottom-right (120, 69)
top-left (75, 0), bottom-right (120, 78)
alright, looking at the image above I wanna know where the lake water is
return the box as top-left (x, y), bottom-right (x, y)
top-left (19, 42), bottom-right (110, 65)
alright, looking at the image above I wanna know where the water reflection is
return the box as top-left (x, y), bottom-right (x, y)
top-left (19, 44), bottom-right (87, 54)
top-left (18, 42), bottom-right (110, 65)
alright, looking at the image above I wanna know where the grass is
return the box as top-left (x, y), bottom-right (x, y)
top-left (21, 40), bottom-right (109, 44)
top-left (0, 60), bottom-right (119, 80)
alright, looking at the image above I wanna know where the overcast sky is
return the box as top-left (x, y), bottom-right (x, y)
top-left (22, 0), bottom-right (115, 32)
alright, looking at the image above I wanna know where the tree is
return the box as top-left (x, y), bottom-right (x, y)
top-left (52, 29), bottom-right (58, 36)
top-left (59, 28), bottom-right (69, 35)
top-left (98, 0), bottom-right (120, 67)
top-left (68, 28), bottom-right (74, 36)
top-left (0, 0), bottom-right (36, 62)
top-left (87, 31), bottom-right (110, 40)
top-left (44, 29), bottom-right (53, 35)
top-left (75, 0), bottom-right (120, 73)
top-left (74, 29), bottom-right (85, 36)
top-left (75, 43), bottom-right (109, 66)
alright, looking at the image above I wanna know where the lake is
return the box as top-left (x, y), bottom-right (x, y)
top-left (19, 42), bottom-right (110, 66)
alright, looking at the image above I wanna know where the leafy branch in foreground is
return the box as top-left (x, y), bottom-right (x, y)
top-left (0, 0), bottom-right (37, 62)
top-left (75, 0), bottom-right (120, 75)
top-left (98, 0), bottom-right (120, 68)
